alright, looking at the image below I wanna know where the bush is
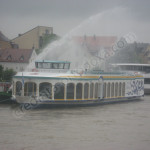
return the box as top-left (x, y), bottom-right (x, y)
top-left (0, 65), bottom-right (16, 82)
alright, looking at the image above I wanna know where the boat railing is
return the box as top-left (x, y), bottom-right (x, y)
top-left (32, 68), bottom-right (69, 73)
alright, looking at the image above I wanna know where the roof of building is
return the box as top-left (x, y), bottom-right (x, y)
top-left (0, 48), bottom-right (34, 63)
top-left (73, 35), bottom-right (117, 51)
top-left (0, 31), bottom-right (9, 41)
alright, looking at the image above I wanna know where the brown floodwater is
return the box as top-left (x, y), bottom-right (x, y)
top-left (0, 96), bottom-right (150, 150)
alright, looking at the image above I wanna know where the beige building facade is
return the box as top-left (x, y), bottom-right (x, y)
top-left (0, 40), bottom-right (12, 49)
top-left (11, 26), bottom-right (53, 49)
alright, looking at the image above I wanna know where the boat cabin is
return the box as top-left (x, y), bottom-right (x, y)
top-left (111, 63), bottom-right (150, 73)
top-left (35, 60), bottom-right (70, 70)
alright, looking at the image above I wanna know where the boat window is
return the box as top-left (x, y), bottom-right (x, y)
top-left (90, 83), bottom-right (94, 98)
top-left (67, 83), bottom-right (74, 99)
top-left (24, 82), bottom-right (36, 96)
top-left (115, 83), bottom-right (118, 97)
top-left (16, 81), bottom-right (22, 96)
top-left (43, 63), bottom-right (51, 69)
top-left (144, 67), bottom-right (150, 73)
top-left (122, 82), bottom-right (125, 96)
top-left (95, 83), bottom-right (98, 98)
top-left (84, 83), bottom-right (89, 99)
top-left (39, 82), bottom-right (52, 99)
top-left (38, 63), bottom-right (43, 68)
top-left (64, 63), bottom-right (70, 69)
top-left (76, 83), bottom-right (82, 99)
top-left (144, 78), bottom-right (150, 84)
top-left (54, 83), bottom-right (64, 99)
top-left (119, 82), bottom-right (122, 96)
top-left (103, 83), bottom-right (107, 98)
top-left (59, 63), bottom-right (64, 69)
top-left (107, 83), bottom-right (111, 98)
top-left (111, 83), bottom-right (114, 97)
top-left (52, 63), bottom-right (59, 69)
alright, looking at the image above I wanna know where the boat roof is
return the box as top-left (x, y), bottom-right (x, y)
top-left (111, 63), bottom-right (150, 67)
top-left (14, 71), bottom-right (143, 81)
top-left (35, 60), bottom-right (71, 63)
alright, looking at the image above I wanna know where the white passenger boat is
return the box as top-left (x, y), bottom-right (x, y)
top-left (111, 63), bottom-right (150, 94)
top-left (12, 61), bottom-right (144, 107)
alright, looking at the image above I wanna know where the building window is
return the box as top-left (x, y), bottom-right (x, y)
top-left (20, 55), bottom-right (24, 61)
top-left (45, 29), bottom-right (49, 35)
top-left (39, 36), bottom-right (43, 48)
top-left (7, 55), bottom-right (12, 60)
top-left (20, 67), bottom-right (24, 71)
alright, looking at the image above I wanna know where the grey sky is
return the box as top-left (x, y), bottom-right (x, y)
top-left (0, 0), bottom-right (150, 42)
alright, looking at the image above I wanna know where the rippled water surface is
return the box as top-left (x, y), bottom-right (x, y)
top-left (0, 96), bottom-right (150, 150)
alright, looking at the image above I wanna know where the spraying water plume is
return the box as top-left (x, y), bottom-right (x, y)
top-left (26, 7), bottom-right (136, 71)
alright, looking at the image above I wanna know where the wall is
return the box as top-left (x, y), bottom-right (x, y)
top-left (11, 26), bottom-right (53, 49)
top-left (0, 62), bottom-right (27, 72)
top-left (0, 40), bottom-right (11, 49)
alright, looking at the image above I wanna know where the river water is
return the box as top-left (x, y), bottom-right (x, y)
top-left (0, 96), bottom-right (150, 150)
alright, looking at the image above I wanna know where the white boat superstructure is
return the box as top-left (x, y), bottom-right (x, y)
top-left (111, 63), bottom-right (150, 94)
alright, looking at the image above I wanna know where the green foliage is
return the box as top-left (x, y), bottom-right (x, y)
top-left (42, 33), bottom-right (60, 48)
top-left (0, 65), bottom-right (16, 82)
top-left (36, 33), bottom-right (60, 54)
top-left (0, 65), bottom-right (4, 80)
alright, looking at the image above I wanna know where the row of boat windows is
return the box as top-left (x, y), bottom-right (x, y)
top-left (35, 62), bottom-right (70, 69)
top-left (15, 81), bottom-right (126, 99)
top-left (144, 78), bottom-right (150, 84)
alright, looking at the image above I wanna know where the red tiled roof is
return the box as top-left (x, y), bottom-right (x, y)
top-left (0, 48), bottom-right (34, 63)
top-left (73, 36), bottom-right (117, 50)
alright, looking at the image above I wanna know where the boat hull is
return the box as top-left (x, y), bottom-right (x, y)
top-left (14, 96), bottom-right (144, 109)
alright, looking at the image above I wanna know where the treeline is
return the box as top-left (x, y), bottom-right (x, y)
top-left (0, 65), bottom-right (16, 82)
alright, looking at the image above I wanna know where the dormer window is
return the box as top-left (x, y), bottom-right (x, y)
top-left (7, 55), bottom-right (12, 60)
top-left (20, 55), bottom-right (24, 61)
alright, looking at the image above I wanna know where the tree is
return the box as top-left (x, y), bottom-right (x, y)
top-left (36, 33), bottom-right (60, 54)
top-left (3, 69), bottom-right (16, 82)
top-left (0, 65), bottom-right (16, 82)
top-left (0, 65), bottom-right (4, 81)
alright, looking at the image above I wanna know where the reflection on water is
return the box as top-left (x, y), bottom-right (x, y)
top-left (0, 97), bottom-right (150, 150)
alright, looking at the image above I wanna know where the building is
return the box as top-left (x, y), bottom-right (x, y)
top-left (143, 45), bottom-right (150, 63)
top-left (0, 48), bottom-right (37, 72)
top-left (0, 31), bottom-right (12, 49)
top-left (73, 35), bottom-right (117, 56)
top-left (11, 26), bottom-right (53, 49)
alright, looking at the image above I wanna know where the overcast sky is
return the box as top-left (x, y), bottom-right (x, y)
top-left (0, 0), bottom-right (150, 42)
